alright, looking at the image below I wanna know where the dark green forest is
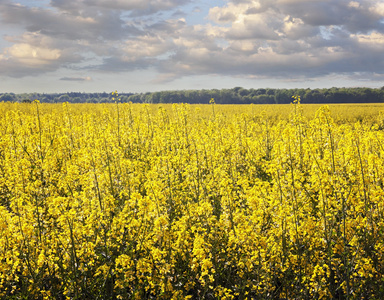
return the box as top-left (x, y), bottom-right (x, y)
top-left (2, 86), bottom-right (384, 104)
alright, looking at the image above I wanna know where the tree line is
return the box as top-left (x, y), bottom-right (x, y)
top-left (2, 86), bottom-right (384, 104)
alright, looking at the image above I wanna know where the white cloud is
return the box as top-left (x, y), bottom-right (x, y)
top-left (348, 1), bottom-right (360, 9)
top-left (60, 76), bottom-right (92, 81)
top-left (353, 31), bottom-right (384, 46)
top-left (121, 35), bottom-right (174, 61)
top-left (5, 43), bottom-right (61, 65)
top-left (282, 16), bottom-right (318, 39)
top-left (209, 4), bottom-right (239, 24)
top-left (370, 1), bottom-right (384, 19)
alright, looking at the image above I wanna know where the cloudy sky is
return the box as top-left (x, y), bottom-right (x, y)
top-left (0, 0), bottom-right (384, 93)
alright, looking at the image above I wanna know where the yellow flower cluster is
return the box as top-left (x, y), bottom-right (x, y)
top-left (0, 99), bottom-right (384, 299)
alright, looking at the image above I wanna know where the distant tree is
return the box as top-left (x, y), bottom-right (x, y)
top-left (238, 88), bottom-right (249, 97)
top-left (0, 93), bottom-right (16, 102)
top-left (58, 94), bottom-right (70, 102)
top-left (274, 89), bottom-right (290, 104)
top-left (256, 88), bottom-right (266, 95)
top-left (253, 94), bottom-right (275, 104)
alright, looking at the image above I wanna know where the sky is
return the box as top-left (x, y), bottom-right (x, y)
top-left (0, 0), bottom-right (384, 93)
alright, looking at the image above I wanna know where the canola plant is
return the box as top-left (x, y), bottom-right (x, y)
top-left (0, 97), bottom-right (384, 299)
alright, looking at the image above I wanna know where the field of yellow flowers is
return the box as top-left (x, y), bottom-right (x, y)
top-left (1, 98), bottom-right (384, 299)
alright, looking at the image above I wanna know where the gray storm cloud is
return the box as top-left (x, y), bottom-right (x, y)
top-left (0, 0), bottom-right (383, 82)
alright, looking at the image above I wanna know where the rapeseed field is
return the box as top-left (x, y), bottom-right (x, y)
top-left (1, 97), bottom-right (384, 299)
